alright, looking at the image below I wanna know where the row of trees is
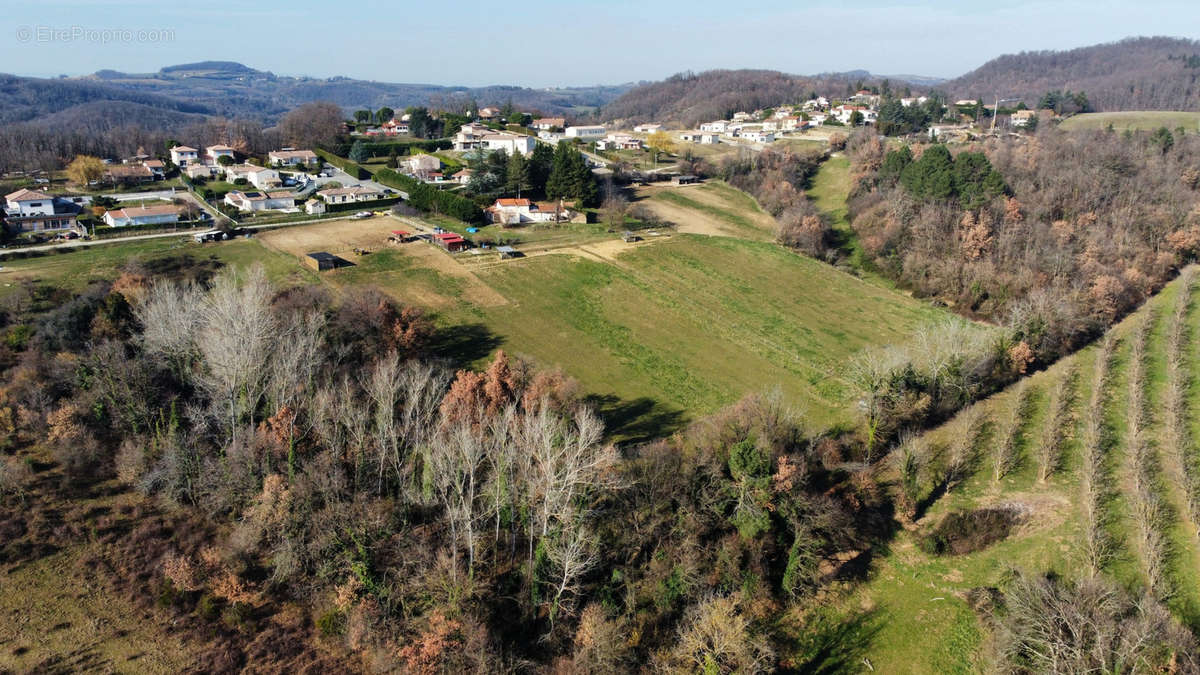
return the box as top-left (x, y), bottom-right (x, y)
top-left (465, 142), bottom-right (600, 207)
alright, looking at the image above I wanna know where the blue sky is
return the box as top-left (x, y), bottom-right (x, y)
top-left (1, 0), bottom-right (1197, 86)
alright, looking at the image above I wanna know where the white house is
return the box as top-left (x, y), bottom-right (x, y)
top-left (485, 198), bottom-right (565, 225)
top-left (453, 168), bottom-right (473, 184)
top-left (143, 159), bottom-right (166, 179)
top-left (478, 107), bottom-right (500, 119)
top-left (564, 125), bottom-right (606, 139)
top-left (453, 122), bottom-right (492, 151)
top-left (317, 185), bottom-right (383, 204)
top-left (225, 164), bottom-right (281, 190)
top-left (406, 154), bottom-right (443, 176)
top-left (633, 123), bottom-right (662, 133)
top-left (224, 190), bottom-right (295, 212)
top-left (1010, 110), bottom-right (1037, 128)
top-left (103, 204), bottom-right (183, 227)
top-left (184, 164), bottom-right (219, 180)
top-left (3, 189), bottom-right (86, 231)
top-left (740, 131), bottom-right (775, 143)
top-left (269, 149), bottom-right (320, 166)
top-left (594, 134), bottom-right (644, 151)
top-left (761, 120), bottom-right (780, 132)
top-left (802, 97), bottom-right (829, 111)
top-left (482, 133), bottom-right (537, 157)
top-left (304, 199), bottom-right (326, 215)
top-left (169, 146), bottom-right (199, 166)
top-left (699, 120), bottom-right (729, 133)
top-left (781, 116), bottom-right (803, 131)
top-left (206, 145), bottom-right (236, 164)
top-left (533, 117), bottom-right (565, 131)
top-left (380, 118), bottom-right (410, 135)
top-left (731, 111), bottom-right (752, 122)
top-left (900, 96), bottom-right (929, 107)
top-left (680, 132), bottom-right (719, 144)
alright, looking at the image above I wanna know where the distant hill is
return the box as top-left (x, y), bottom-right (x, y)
top-left (599, 70), bottom-right (854, 127)
top-left (944, 36), bottom-right (1200, 111)
top-left (0, 62), bottom-right (633, 137)
top-left (67, 62), bottom-right (631, 122)
top-left (0, 73), bottom-right (212, 127)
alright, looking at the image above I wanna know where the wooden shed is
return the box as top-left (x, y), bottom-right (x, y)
top-left (305, 251), bottom-right (343, 271)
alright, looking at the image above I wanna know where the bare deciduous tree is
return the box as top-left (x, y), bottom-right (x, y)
top-left (195, 265), bottom-right (276, 439)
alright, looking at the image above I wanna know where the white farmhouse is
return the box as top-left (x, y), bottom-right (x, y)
top-left (699, 120), bottom-right (729, 133)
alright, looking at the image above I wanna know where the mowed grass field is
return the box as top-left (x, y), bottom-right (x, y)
top-left (846, 269), bottom-right (1200, 673)
top-left (1059, 110), bottom-right (1200, 132)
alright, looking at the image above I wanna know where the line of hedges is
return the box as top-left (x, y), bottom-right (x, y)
top-left (338, 139), bottom-right (453, 158)
top-left (374, 169), bottom-right (483, 223)
top-left (324, 196), bottom-right (402, 213)
top-left (315, 149), bottom-right (369, 180)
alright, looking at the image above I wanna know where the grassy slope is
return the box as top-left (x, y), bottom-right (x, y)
top-left (1059, 111), bottom-right (1200, 132)
top-left (848, 273), bottom-right (1200, 672)
top-left (0, 239), bottom-right (315, 299)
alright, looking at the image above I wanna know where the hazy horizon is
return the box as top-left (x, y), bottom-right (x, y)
top-left (1, 0), bottom-right (1197, 88)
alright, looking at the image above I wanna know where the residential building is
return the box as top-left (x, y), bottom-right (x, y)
top-left (453, 122), bottom-right (493, 151)
top-left (304, 199), bottom-right (326, 215)
top-left (317, 185), bottom-right (383, 204)
top-left (761, 120), bottom-right (780, 132)
top-left (594, 134), bottom-right (643, 151)
top-left (1010, 109), bottom-right (1037, 128)
top-left (169, 145), bottom-right (199, 166)
top-left (225, 164), bottom-right (282, 190)
top-left (564, 125), bottom-right (606, 139)
top-left (453, 168), bottom-right (474, 184)
top-left (224, 190), bottom-right (296, 212)
top-left (533, 117), bottom-right (565, 131)
top-left (268, 149), bottom-right (320, 166)
top-left (480, 132), bottom-right (537, 156)
top-left (104, 164), bottom-right (155, 185)
top-left (731, 111), bottom-right (752, 122)
top-left (184, 164), bottom-right (219, 180)
top-left (381, 118), bottom-right (410, 135)
top-left (781, 116), bottom-right (803, 131)
top-left (2, 189), bottom-right (85, 232)
top-left (633, 123), bottom-right (662, 133)
top-left (406, 153), bottom-right (443, 176)
top-left (740, 130), bottom-right (775, 143)
top-left (699, 120), bottom-right (729, 133)
top-left (103, 203), bottom-right (183, 227)
top-left (206, 145), bottom-right (236, 164)
top-left (143, 160), bottom-right (166, 179)
top-left (485, 197), bottom-right (564, 225)
top-left (954, 99), bottom-right (979, 107)
top-left (680, 131), bottom-right (719, 144)
top-left (900, 96), bottom-right (929, 107)
top-left (478, 107), bottom-right (500, 119)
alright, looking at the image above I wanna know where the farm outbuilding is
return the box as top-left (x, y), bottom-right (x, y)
top-left (305, 251), bottom-right (346, 271)
top-left (496, 245), bottom-right (520, 259)
top-left (388, 229), bottom-right (414, 244)
top-left (432, 232), bottom-right (468, 252)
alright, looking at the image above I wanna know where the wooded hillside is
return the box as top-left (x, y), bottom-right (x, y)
top-left (945, 36), bottom-right (1200, 111)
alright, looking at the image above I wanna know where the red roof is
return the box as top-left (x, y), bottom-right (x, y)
top-left (495, 198), bottom-right (531, 207)
top-left (434, 232), bottom-right (464, 241)
top-left (391, 230), bottom-right (410, 235)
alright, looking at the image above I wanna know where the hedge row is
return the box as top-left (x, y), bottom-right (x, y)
top-left (315, 149), bottom-right (369, 180)
top-left (374, 169), bottom-right (482, 223)
top-left (324, 196), bottom-right (402, 213)
top-left (339, 139), bottom-right (453, 158)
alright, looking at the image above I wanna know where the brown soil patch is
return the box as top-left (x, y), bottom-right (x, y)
top-left (257, 217), bottom-right (397, 259)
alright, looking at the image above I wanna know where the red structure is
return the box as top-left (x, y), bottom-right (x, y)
top-left (432, 232), bottom-right (468, 252)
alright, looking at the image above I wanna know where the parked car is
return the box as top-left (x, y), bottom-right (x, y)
top-left (353, 211), bottom-right (372, 219)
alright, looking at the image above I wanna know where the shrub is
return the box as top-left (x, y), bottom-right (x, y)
top-left (317, 608), bottom-right (346, 637)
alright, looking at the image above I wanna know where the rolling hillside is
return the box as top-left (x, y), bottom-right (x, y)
top-left (846, 267), bottom-right (1200, 671)
top-left (945, 36), bottom-right (1200, 111)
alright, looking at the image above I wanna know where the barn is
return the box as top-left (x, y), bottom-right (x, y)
top-left (305, 251), bottom-right (343, 271)
top-left (432, 232), bottom-right (468, 252)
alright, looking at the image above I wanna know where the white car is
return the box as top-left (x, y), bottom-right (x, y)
top-left (353, 211), bottom-right (372, 219)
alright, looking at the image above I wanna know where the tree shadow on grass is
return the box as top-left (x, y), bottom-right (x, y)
top-left (584, 393), bottom-right (688, 445)
top-left (788, 607), bottom-right (885, 675)
top-left (428, 322), bottom-right (503, 370)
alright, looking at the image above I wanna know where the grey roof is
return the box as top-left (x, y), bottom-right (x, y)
top-left (496, 245), bottom-right (517, 253)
